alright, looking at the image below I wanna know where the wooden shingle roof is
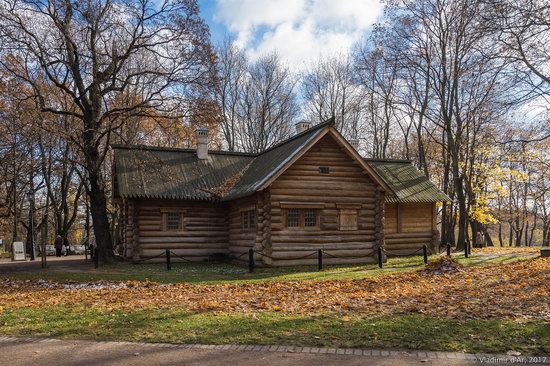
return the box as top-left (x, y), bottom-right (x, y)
top-left (367, 159), bottom-right (451, 203)
top-left (113, 146), bottom-right (254, 201)
top-left (113, 121), bottom-right (449, 203)
top-left (113, 120), bottom-right (331, 201)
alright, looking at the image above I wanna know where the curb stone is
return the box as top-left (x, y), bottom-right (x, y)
top-left (0, 336), bottom-right (547, 363)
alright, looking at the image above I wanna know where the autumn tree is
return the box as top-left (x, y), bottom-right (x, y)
top-left (0, 0), bottom-right (215, 261)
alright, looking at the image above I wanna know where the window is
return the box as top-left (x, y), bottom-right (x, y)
top-left (339, 209), bottom-right (357, 231)
top-left (304, 209), bottom-right (318, 227)
top-left (286, 208), bottom-right (319, 228)
top-left (164, 212), bottom-right (183, 231)
top-left (287, 208), bottom-right (300, 227)
top-left (242, 210), bottom-right (256, 230)
top-left (319, 166), bottom-right (330, 174)
top-left (249, 210), bottom-right (256, 228)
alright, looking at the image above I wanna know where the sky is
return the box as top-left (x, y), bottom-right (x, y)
top-left (198, 0), bottom-right (383, 70)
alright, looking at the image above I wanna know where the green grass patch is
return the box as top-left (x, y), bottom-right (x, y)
top-left (0, 307), bottom-right (547, 355)
top-left (0, 252), bottom-right (537, 285)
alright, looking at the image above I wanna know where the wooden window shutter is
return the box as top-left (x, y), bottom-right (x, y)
top-left (339, 209), bottom-right (357, 231)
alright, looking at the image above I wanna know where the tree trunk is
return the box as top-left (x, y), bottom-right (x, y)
top-left (88, 170), bottom-right (113, 262)
top-left (455, 178), bottom-right (468, 250)
top-left (482, 226), bottom-right (494, 247)
top-left (43, 193), bottom-right (49, 247)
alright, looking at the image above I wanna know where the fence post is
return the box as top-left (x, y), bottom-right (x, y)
top-left (166, 249), bottom-right (171, 271)
top-left (377, 247), bottom-right (383, 268)
top-left (248, 249), bottom-right (254, 273)
top-left (422, 244), bottom-right (428, 264)
top-left (446, 244), bottom-right (451, 256)
top-left (318, 249), bottom-right (323, 271)
top-left (464, 243), bottom-right (469, 258)
top-left (93, 247), bottom-right (99, 269)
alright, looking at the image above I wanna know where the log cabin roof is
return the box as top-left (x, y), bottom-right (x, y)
top-left (366, 159), bottom-right (451, 203)
top-left (222, 120), bottom-right (331, 200)
top-left (113, 120), bottom-right (332, 201)
top-left (112, 146), bottom-right (255, 201)
top-left (113, 120), bottom-right (449, 203)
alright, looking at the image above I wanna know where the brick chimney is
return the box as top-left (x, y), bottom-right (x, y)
top-left (348, 138), bottom-right (360, 150)
top-left (295, 121), bottom-right (312, 134)
top-left (195, 128), bottom-right (209, 160)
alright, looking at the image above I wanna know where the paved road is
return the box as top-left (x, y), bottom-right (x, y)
top-left (1, 337), bottom-right (547, 366)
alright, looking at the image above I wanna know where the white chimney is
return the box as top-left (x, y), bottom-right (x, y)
top-left (295, 121), bottom-right (312, 134)
top-left (195, 128), bottom-right (209, 160)
top-left (349, 138), bottom-right (360, 150)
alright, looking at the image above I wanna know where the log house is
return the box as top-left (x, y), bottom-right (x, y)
top-left (113, 119), bottom-right (450, 266)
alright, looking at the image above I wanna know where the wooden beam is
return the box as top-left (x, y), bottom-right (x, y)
top-left (280, 202), bottom-right (325, 209)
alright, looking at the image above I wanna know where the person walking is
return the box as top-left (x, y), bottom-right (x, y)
top-left (63, 236), bottom-right (70, 256)
top-left (54, 235), bottom-right (63, 257)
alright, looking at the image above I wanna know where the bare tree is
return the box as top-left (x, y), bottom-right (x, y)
top-left (238, 53), bottom-right (299, 153)
top-left (483, 0), bottom-right (550, 142)
top-left (214, 38), bottom-right (248, 151)
top-left (355, 40), bottom-right (400, 159)
top-left (302, 55), bottom-right (362, 139)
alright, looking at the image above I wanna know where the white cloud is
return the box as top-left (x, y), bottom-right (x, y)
top-left (214, 0), bottom-right (307, 46)
top-left (213, 0), bottom-right (383, 69)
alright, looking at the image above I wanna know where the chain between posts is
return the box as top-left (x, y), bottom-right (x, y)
top-left (382, 246), bottom-right (428, 257)
top-left (130, 244), bottom-right (439, 272)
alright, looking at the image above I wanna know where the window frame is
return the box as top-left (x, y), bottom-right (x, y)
top-left (241, 209), bottom-right (257, 231)
top-left (161, 209), bottom-right (186, 232)
top-left (285, 208), bottom-right (320, 229)
top-left (303, 208), bottom-right (319, 228)
top-left (286, 208), bottom-right (301, 228)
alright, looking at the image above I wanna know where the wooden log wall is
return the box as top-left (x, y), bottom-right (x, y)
top-left (384, 202), bottom-right (436, 255)
top-left (268, 135), bottom-right (378, 266)
top-left (132, 201), bottom-right (140, 260)
top-left (132, 199), bottom-right (229, 262)
top-left (374, 187), bottom-right (385, 250)
top-left (385, 203), bottom-right (398, 233)
top-left (258, 188), bottom-right (272, 265)
top-left (121, 199), bottom-right (137, 260)
top-left (228, 195), bottom-right (258, 259)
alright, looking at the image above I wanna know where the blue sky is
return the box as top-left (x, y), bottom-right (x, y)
top-left (198, 0), bottom-right (383, 69)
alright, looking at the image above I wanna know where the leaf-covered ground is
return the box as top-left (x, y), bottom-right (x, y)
top-left (1, 257), bottom-right (548, 321)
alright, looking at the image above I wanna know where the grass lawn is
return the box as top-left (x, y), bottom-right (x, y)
top-left (0, 251), bottom-right (539, 284)
top-left (0, 307), bottom-right (547, 355)
top-left (0, 249), bottom-right (547, 355)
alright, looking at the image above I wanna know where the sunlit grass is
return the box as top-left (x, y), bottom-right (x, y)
top-left (0, 250), bottom-right (539, 285)
top-left (0, 307), bottom-right (547, 355)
